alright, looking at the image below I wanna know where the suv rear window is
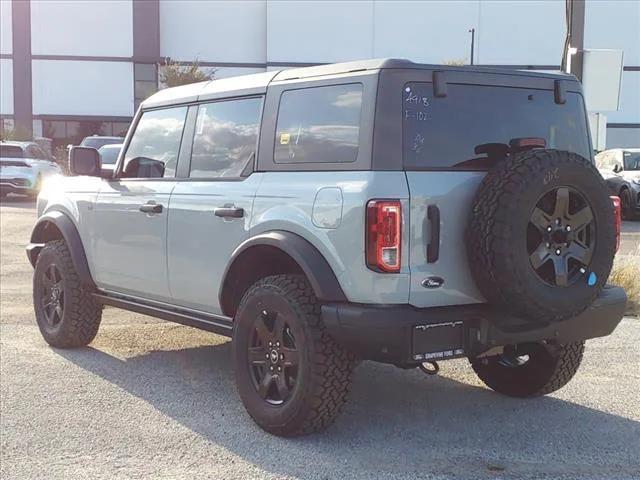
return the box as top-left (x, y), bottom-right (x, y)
top-left (274, 83), bottom-right (362, 164)
top-left (402, 83), bottom-right (591, 170)
top-left (0, 146), bottom-right (24, 158)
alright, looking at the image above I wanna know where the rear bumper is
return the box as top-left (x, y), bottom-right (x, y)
top-left (321, 285), bottom-right (627, 366)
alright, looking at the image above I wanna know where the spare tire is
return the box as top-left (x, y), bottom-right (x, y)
top-left (467, 149), bottom-right (616, 323)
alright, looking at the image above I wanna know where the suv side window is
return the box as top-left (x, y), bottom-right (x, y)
top-left (274, 83), bottom-right (363, 164)
top-left (190, 97), bottom-right (262, 178)
top-left (122, 106), bottom-right (187, 178)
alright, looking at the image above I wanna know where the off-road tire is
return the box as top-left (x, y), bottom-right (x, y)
top-left (471, 341), bottom-right (584, 397)
top-left (467, 149), bottom-right (616, 323)
top-left (233, 274), bottom-right (357, 436)
top-left (33, 240), bottom-right (102, 348)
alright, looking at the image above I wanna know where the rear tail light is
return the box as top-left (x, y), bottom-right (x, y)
top-left (366, 200), bottom-right (402, 273)
top-left (611, 196), bottom-right (621, 252)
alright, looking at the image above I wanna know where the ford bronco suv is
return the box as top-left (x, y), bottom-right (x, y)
top-left (27, 59), bottom-right (626, 436)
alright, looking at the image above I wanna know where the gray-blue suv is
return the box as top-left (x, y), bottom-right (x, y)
top-left (27, 59), bottom-right (627, 436)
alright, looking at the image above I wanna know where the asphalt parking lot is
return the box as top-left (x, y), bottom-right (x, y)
top-left (1, 196), bottom-right (639, 480)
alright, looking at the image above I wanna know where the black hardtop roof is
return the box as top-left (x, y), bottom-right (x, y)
top-left (273, 58), bottom-right (577, 82)
top-left (142, 58), bottom-right (577, 108)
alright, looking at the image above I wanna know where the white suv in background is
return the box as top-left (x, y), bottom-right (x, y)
top-left (0, 141), bottom-right (62, 198)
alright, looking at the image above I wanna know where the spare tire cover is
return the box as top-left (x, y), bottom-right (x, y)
top-left (466, 149), bottom-right (616, 323)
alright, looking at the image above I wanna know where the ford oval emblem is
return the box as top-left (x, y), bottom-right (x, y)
top-left (422, 277), bottom-right (444, 289)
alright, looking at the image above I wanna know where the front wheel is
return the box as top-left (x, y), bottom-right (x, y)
top-left (470, 341), bottom-right (585, 397)
top-left (233, 274), bottom-right (357, 436)
top-left (33, 240), bottom-right (102, 348)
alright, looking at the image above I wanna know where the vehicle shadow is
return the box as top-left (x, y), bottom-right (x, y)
top-left (56, 335), bottom-right (640, 479)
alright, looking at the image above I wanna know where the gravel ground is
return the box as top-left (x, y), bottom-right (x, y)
top-left (1, 196), bottom-right (639, 480)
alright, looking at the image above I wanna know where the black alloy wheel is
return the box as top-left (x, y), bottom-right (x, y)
top-left (527, 186), bottom-right (595, 287)
top-left (40, 264), bottom-right (65, 327)
top-left (248, 308), bottom-right (300, 405)
top-left (33, 240), bottom-right (102, 348)
top-left (233, 274), bottom-right (356, 436)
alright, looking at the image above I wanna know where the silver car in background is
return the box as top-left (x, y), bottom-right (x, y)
top-left (0, 141), bottom-right (62, 198)
top-left (80, 135), bottom-right (124, 150)
top-left (595, 148), bottom-right (640, 220)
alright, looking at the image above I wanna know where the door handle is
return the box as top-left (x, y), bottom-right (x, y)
top-left (214, 206), bottom-right (244, 218)
top-left (139, 202), bottom-right (163, 214)
top-left (426, 205), bottom-right (440, 263)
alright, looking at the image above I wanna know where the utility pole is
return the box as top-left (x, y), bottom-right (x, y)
top-left (468, 28), bottom-right (475, 65)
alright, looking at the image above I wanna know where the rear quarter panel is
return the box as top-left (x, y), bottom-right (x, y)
top-left (251, 171), bottom-right (411, 304)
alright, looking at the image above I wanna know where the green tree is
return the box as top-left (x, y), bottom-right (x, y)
top-left (158, 58), bottom-right (216, 88)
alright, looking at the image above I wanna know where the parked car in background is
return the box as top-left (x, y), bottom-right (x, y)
top-left (80, 135), bottom-right (124, 150)
top-left (97, 143), bottom-right (123, 176)
top-left (596, 148), bottom-right (640, 219)
top-left (0, 141), bottom-right (62, 198)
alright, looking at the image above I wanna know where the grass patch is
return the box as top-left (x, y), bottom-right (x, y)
top-left (609, 256), bottom-right (640, 316)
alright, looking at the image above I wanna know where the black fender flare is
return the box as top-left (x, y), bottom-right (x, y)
top-left (28, 211), bottom-right (96, 289)
top-left (220, 231), bottom-right (347, 313)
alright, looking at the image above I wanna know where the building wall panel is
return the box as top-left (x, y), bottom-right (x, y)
top-left (605, 71), bottom-right (640, 124)
top-left (0, 59), bottom-right (13, 115)
top-left (585, 0), bottom-right (640, 67)
top-left (31, 0), bottom-right (133, 57)
top-left (606, 128), bottom-right (640, 149)
top-left (374, 1), bottom-right (479, 64)
top-left (0, 0), bottom-right (12, 55)
top-left (476, 0), bottom-right (565, 65)
top-left (266, 1), bottom-right (373, 63)
top-left (160, 0), bottom-right (266, 63)
top-left (32, 60), bottom-right (133, 116)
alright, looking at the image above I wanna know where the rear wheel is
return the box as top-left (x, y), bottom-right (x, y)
top-left (33, 240), bottom-right (102, 348)
top-left (233, 274), bottom-right (357, 436)
top-left (470, 341), bottom-right (584, 397)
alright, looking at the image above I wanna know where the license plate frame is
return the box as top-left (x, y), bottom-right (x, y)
top-left (412, 321), bottom-right (465, 361)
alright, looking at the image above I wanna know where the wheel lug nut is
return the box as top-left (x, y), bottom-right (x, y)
top-left (547, 226), bottom-right (552, 232)
top-left (268, 342), bottom-right (272, 347)
top-left (280, 354), bottom-right (284, 360)
top-left (276, 342), bottom-right (280, 347)
top-left (555, 249), bottom-right (561, 255)
top-left (546, 243), bottom-right (551, 248)
top-left (265, 353), bottom-right (269, 359)
top-left (269, 366), bottom-right (274, 371)
top-left (566, 225), bottom-right (571, 232)
top-left (277, 366), bottom-right (281, 372)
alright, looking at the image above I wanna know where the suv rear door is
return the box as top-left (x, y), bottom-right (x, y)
top-left (167, 96), bottom-right (264, 315)
top-left (395, 75), bottom-right (591, 308)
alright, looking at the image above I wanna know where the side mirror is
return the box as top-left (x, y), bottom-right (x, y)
top-left (123, 157), bottom-right (165, 178)
top-left (69, 146), bottom-right (101, 177)
top-left (613, 164), bottom-right (622, 173)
